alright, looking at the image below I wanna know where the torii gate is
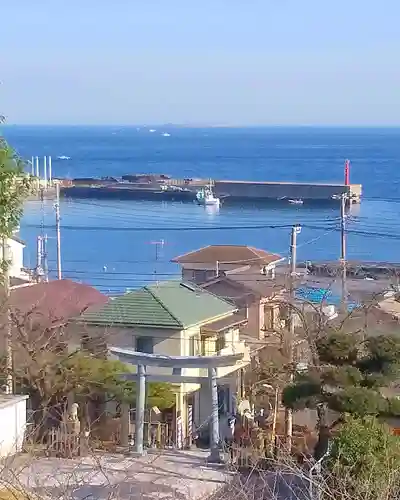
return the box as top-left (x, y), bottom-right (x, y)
top-left (109, 347), bottom-right (244, 463)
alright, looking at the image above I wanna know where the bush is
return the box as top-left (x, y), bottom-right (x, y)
top-left (327, 416), bottom-right (400, 500)
top-left (0, 487), bottom-right (34, 500)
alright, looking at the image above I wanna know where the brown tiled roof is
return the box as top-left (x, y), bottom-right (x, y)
top-left (201, 276), bottom-right (261, 307)
top-left (324, 304), bottom-right (400, 338)
top-left (10, 277), bottom-right (32, 288)
top-left (171, 245), bottom-right (282, 266)
top-left (7, 279), bottom-right (108, 329)
top-left (228, 270), bottom-right (285, 298)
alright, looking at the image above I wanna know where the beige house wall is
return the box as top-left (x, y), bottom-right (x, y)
top-left (69, 315), bottom-right (251, 444)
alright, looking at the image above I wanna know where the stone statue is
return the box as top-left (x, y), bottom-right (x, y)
top-left (68, 402), bottom-right (79, 422)
top-left (65, 402), bottom-right (81, 435)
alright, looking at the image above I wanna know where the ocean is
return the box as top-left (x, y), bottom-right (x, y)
top-left (3, 125), bottom-right (400, 294)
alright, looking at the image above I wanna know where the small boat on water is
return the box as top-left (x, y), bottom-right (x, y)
top-left (288, 199), bottom-right (304, 205)
top-left (196, 185), bottom-right (221, 207)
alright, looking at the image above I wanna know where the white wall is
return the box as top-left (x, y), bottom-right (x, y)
top-left (0, 238), bottom-right (25, 278)
top-left (0, 396), bottom-right (28, 458)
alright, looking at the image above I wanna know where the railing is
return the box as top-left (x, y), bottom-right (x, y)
top-left (162, 178), bottom-right (213, 187)
top-left (128, 410), bottom-right (172, 448)
top-left (47, 428), bottom-right (81, 458)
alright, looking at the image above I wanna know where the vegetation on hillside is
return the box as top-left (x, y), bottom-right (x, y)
top-left (283, 330), bottom-right (400, 418)
top-left (0, 123), bottom-right (32, 240)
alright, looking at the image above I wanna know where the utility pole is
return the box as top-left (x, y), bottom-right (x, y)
top-left (55, 182), bottom-right (62, 279)
top-left (2, 239), bottom-right (13, 394)
top-left (340, 193), bottom-right (347, 311)
top-left (42, 235), bottom-right (49, 282)
top-left (284, 224), bottom-right (301, 451)
top-left (36, 235), bottom-right (43, 282)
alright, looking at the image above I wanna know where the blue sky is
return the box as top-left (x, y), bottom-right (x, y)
top-left (1, 0), bottom-right (399, 125)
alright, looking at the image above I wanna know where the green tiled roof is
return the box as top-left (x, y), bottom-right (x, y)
top-left (78, 280), bottom-right (236, 329)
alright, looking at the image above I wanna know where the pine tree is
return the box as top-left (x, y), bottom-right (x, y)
top-left (283, 330), bottom-right (400, 419)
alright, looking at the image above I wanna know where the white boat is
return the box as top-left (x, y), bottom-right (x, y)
top-left (288, 199), bottom-right (304, 205)
top-left (196, 186), bottom-right (221, 207)
top-left (162, 132), bottom-right (171, 137)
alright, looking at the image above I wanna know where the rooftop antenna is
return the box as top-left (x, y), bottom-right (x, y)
top-left (149, 239), bottom-right (165, 286)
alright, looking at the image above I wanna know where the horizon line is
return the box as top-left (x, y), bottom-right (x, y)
top-left (2, 123), bottom-right (400, 129)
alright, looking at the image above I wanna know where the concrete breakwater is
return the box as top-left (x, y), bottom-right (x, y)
top-left (58, 174), bottom-right (362, 204)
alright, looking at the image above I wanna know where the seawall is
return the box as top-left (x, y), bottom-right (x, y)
top-left (214, 180), bottom-right (362, 203)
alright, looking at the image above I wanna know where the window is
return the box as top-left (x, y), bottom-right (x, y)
top-left (216, 333), bottom-right (226, 352)
top-left (189, 336), bottom-right (196, 356)
top-left (135, 336), bottom-right (154, 354)
top-left (264, 306), bottom-right (274, 330)
top-left (201, 336), bottom-right (216, 356)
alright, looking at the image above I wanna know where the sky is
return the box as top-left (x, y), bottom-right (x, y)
top-left (1, 0), bottom-right (400, 126)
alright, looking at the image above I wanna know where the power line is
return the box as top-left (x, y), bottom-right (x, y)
top-left (35, 223), bottom-right (400, 240)
top-left (22, 222), bottom-right (341, 232)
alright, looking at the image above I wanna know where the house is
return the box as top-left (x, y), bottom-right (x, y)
top-left (0, 235), bottom-right (31, 283)
top-left (0, 394), bottom-right (29, 458)
top-left (74, 280), bottom-right (251, 441)
top-left (201, 274), bottom-right (285, 341)
top-left (172, 245), bottom-right (284, 284)
top-left (8, 279), bottom-right (108, 329)
top-left (0, 279), bottom-right (109, 356)
top-left (200, 272), bottom-right (290, 410)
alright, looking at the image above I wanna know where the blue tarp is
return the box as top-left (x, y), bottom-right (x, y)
top-left (295, 286), bottom-right (359, 311)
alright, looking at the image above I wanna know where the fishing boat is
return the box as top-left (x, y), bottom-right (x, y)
top-left (196, 185), bottom-right (221, 207)
top-left (288, 199), bottom-right (304, 205)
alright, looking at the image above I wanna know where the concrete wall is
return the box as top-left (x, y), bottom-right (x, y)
top-left (214, 180), bottom-right (359, 201)
top-left (181, 263), bottom-right (249, 284)
top-left (0, 396), bottom-right (28, 458)
top-left (80, 324), bottom-right (183, 377)
top-left (0, 238), bottom-right (25, 278)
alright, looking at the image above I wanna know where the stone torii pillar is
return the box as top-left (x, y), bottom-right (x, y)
top-left (109, 347), bottom-right (244, 463)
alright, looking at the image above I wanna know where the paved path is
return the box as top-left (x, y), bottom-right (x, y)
top-left (215, 469), bottom-right (310, 500)
top-left (2, 450), bottom-right (234, 500)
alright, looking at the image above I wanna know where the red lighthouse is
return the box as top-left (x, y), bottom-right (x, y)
top-left (344, 159), bottom-right (350, 186)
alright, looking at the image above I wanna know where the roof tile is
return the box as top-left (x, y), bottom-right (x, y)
top-left (172, 245), bottom-right (282, 266)
top-left (78, 280), bottom-right (236, 329)
top-left (7, 279), bottom-right (108, 329)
